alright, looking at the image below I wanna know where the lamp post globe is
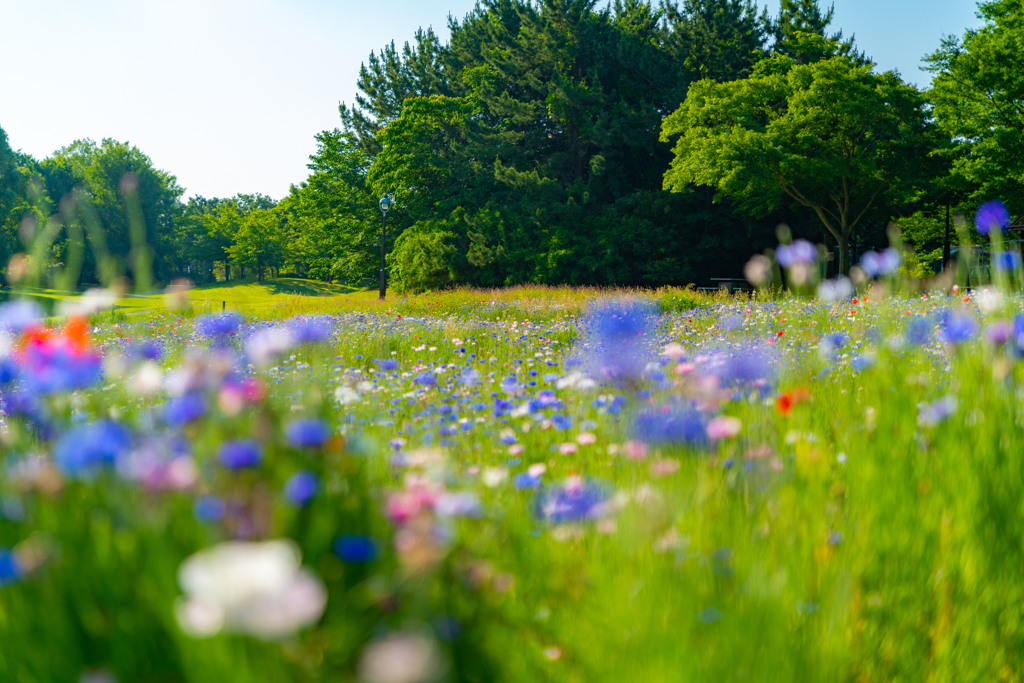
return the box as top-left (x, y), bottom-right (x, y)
top-left (378, 194), bottom-right (393, 300)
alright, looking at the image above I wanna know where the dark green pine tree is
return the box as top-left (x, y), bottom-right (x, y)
top-left (772, 0), bottom-right (869, 64)
top-left (662, 0), bottom-right (771, 82)
top-left (339, 28), bottom-right (452, 157)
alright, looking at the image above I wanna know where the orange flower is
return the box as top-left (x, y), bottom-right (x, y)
top-left (63, 317), bottom-right (90, 353)
top-left (775, 387), bottom-right (811, 416)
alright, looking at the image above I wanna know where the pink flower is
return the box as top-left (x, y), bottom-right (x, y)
top-left (622, 440), bottom-right (648, 460)
top-left (706, 416), bottom-right (742, 440)
top-left (650, 459), bottom-right (680, 476)
top-left (576, 432), bottom-right (597, 445)
top-left (559, 443), bottom-right (578, 455)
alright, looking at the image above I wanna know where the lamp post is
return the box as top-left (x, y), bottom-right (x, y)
top-left (378, 194), bottom-right (394, 300)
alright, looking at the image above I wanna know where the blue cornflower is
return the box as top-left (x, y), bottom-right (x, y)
top-left (514, 472), bottom-right (542, 489)
top-left (414, 372), bottom-right (437, 387)
top-left (130, 339), bottom-right (162, 361)
top-left (284, 470), bottom-right (319, 506)
top-left (379, 358), bottom-right (399, 371)
top-left (938, 311), bottom-right (977, 345)
top-left (975, 200), bottom-right (1010, 235)
top-left (584, 298), bottom-right (658, 383)
top-left (218, 440), bottom-right (262, 469)
top-left (0, 549), bottom-right (21, 586)
top-left (53, 421), bottom-right (132, 475)
top-left (775, 239), bottom-right (816, 268)
top-left (333, 534), bottom-right (378, 563)
top-left (165, 393), bottom-right (207, 425)
top-left (917, 395), bottom-right (958, 427)
top-left (536, 478), bottom-right (610, 524)
top-left (995, 251), bottom-right (1021, 271)
top-left (196, 311), bottom-right (243, 337)
top-left (705, 346), bottom-right (775, 386)
top-left (285, 419), bottom-right (331, 447)
top-left (0, 357), bottom-right (17, 386)
top-left (290, 316), bottom-right (333, 343)
top-left (632, 408), bottom-right (708, 446)
top-left (906, 317), bottom-right (932, 346)
top-left (193, 495), bottom-right (226, 522)
top-left (0, 300), bottom-right (42, 332)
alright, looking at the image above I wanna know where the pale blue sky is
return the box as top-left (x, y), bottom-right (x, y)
top-left (0, 0), bottom-right (982, 200)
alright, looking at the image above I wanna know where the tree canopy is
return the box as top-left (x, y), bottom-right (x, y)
top-left (661, 52), bottom-right (938, 273)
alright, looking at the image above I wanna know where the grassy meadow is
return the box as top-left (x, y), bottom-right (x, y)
top-left (0, 277), bottom-right (1021, 682)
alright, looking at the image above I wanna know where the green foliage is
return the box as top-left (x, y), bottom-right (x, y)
top-left (663, 0), bottom-right (771, 82)
top-left (772, 0), bottom-right (868, 64)
top-left (286, 130), bottom-right (379, 285)
top-left (391, 223), bottom-right (456, 293)
top-left (228, 208), bottom-right (288, 282)
top-left (661, 54), bottom-right (938, 273)
top-left (925, 0), bottom-right (1024, 212)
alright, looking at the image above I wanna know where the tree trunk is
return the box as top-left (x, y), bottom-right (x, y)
top-left (225, 260), bottom-right (230, 281)
top-left (837, 234), bottom-right (848, 276)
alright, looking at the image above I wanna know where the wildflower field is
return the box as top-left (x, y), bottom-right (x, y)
top-left (2, 272), bottom-right (1024, 682)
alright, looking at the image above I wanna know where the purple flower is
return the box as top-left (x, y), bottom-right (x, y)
top-left (536, 477), bottom-right (610, 524)
top-left (633, 408), bottom-right (708, 446)
top-left (333, 534), bottom-right (378, 563)
top-left (289, 315), bottom-right (333, 343)
top-left (284, 470), bottom-right (319, 506)
top-left (379, 359), bottom-right (399, 371)
top-left (975, 200), bottom-right (1010, 235)
top-left (285, 419), bottom-right (331, 447)
top-left (165, 393), bottom-right (207, 425)
top-left (987, 321), bottom-right (1013, 345)
top-left (53, 421), bottom-right (132, 475)
top-left (775, 239), bottom-right (816, 268)
top-left (196, 311), bottom-right (243, 337)
top-left (218, 440), bottom-right (262, 469)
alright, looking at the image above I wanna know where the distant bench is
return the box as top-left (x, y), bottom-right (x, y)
top-left (702, 278), bottom-right (748, 293)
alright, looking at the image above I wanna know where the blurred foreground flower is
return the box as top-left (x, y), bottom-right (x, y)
top-left (536, 476), bottom-right (611, 524)
top-left (175, 539), bottom-right (326, 639)
top-left (16, 318), bottom-right (102, 394)
top-left (918, 396), bottom-right (958, 427)
top-left (633, 407), bottom-right (708, 446)
top-left (975, 200), bottom-right (1010, 235)
top-left (358, 631), bottom-right (446, 683)
top-left (583, 298), bottom-right (658, 383)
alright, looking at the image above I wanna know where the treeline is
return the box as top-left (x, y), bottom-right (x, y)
top-left (0, 0), bottom-right (1021, 292)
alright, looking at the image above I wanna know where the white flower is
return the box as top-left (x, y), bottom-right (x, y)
top-left (482, 467), bottom-right (508, 488)
top-left (175, 540), bottom-right (326, 640)
top-left (246, 327), bottom-right (295, 368)
top-left (129, 361), bottom-right (162, 396)
top-left (335, 386), bottom-right (360, 405)
top-left (358, 632), bottom-right (445, 683)
top-left (58, 287), bottom-right (118, 317)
